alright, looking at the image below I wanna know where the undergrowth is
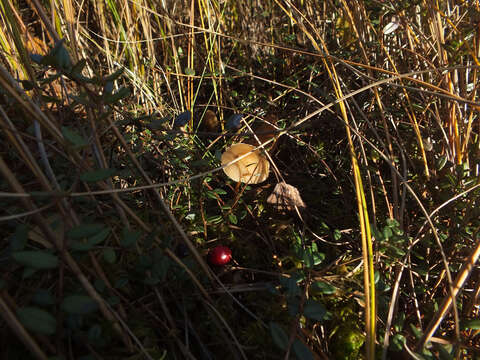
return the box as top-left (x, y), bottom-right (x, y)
top-left (0, 1), bottom-right (479, 359)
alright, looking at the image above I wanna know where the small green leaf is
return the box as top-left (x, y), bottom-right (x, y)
top-left (279, 276), bottom-right (301, 297)
top-left (61, 295), bottom-right (98, 315)
top-left (80, 168), bottom-right (117, 182)
top-left (71, 59), bottom-right (87, 74)
top-left (311, 281), bottom-right (336, 295)
top-left (62, 126), bottom-right (88, 148)
top-left (143, 277), bottom-right (160, 286)
top-left (22, 267), bottom-right (38, 278)
top-left (174, 111), bottom-right (191, 127)
top-left (410, 323), bottom-right (423, 339)
top-left (228, 213), bottom-right (238, 224)
top-left (391, 333), bottom-right (406, 351)
top-left (436, 155), bottom-right (448, 171)
top-left (303, 299), bottom-right (327, 321)
top-left (104, 67), bottom-right (124, 81)
top-left (148, 116), bottom-right (171, 130)
top-left (32, 289), bottom-right (56, 306)
top-left (226, 114), bottom-right (243, 130)
top-left (333, 229), bottom-right (342, 241)
top-left (87, 227), bottom-right (110, 246)
top-left (436, 343), bottom-right (454, 360)
top-left (17, 307), bottom-right (56, 335)
top-left (70, 240), bottom-right (94, 252)
top-left (67, 223), bottom-right (105, 240)
top-left (55, 44), bottom-right (72, 71)
top-left (69, 94), bottom-right (92, 106)
top-left (120, 228), bottom-right (141, 248)
top-left (12, 251), bottom-right (58, 269)
top-left (87, 324), bottom-right (102, 341)
top-left (206, 190), bottom-right (218, 199)
top-left (104, 87), bottom-right (130, 104)
top-left (9, 224), bottom-right (29, 251)
top-left (114, 277), bottom-right (129, 289)
top-left (184, 67), bottom-right (195, 76)
top-left (293, 339), bottom-right (314, 360)
top-left (383, 226), bottom-right (393, 239)
top-left (206, 215), bottom-right (223, 224)
top-left (103, 248), bottom-right (116, 264)
top-left (30, 53), bottom-right (43, 64)
top-left (103, 81), bottom-right (114, 95)
top-left (269, 322), bottom-right (288, 350)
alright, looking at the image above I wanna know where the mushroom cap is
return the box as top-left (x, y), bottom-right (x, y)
top-left (221, 143), bottom-right (270, 184)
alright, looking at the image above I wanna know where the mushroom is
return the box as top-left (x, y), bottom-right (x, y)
top-left (221, 143), bottom-right (270, 184)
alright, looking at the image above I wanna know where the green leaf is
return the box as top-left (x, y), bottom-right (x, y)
top-left (22, 267), bottom-right (38, 278)
top-left (461, 319), bottom-right (480, 330)
top-left (61, 295), bottom-right (98, 315)
top-left (143, 277), bottom-right (160, 286)
top-left (293, 339), bottom-right (314, 360)
top-left (30, 53), bottom-right (43, 64)
top-left (55, 44), bottom-right (72, 71)
top-left (12, 251), bottom-right (58, 269)
top-left (17, 307), bottom-right (56, 335)
top-left (228, 213), bottom-right (238, 224)
top-left (269, 322), bottom-right (288, 350)
top-left (333, 229), bottom-right (342, 241)
top-left (61, 126), bottom-right (88, 148)
top-left (280, 276), bottom-right (301, 297)
top-left (71, 59), bottom-right (87, 74)
top-left (391, 333), bottom-right (406, 351)
top-left (383, 225), bottom-right (393, 239)
top-left (303, 299), bottom-right (327, 321)
top-left (226, 114), bottom-right (243, 130)
top-left (148, 116), bottom-right (171, 130)
top-left (67, 223), bottom-right (105, 240)
top-left (436, 343), bottom-right (453, 360)
top-left (206, 215), bottom-right (223, 225)
top-left (88, 227), bottom-right (110, 246)
top-left (9, 224), bottom-right (29, 252)
top-left (206, 190), bottom-right (218, 199)
top-left (103, 248), bottom-right (116, 264)
top-left (184, 67), bottom-right (195, 76)
top-left (49, 40), bottom-right (72, 71)
top-left (70, 240), bottom-right (93, 252)
top-left (311, 281), bottom-right (336, 295)
top-left (410, 323), bottom-right (423, 339)
top-left (69, 94), bottom-right (92, 106)
top-left (104, 87), bottom-right (130, 104)
top-left (87, 324), bottom-right (102, 341)
top-left (104, 67), bottom-right (124, 81)
top-left (80, 168), bottom-right (117, 182)
top-left (436, 155), bottom-right (448, 171)
top-left (32, 289), bottom-right (56, 306)
top-left (103, 81), bottom-right (114, 95)
top-left (120, 228), bottom-right (141, 248)
top-left (174, 111), bottom-right (191, 127)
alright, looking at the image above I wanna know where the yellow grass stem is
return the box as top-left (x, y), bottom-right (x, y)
top-left (332, 71), bottom-right (376, 360)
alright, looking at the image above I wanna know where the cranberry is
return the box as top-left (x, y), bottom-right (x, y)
top-left (208, 246), bottom-right (232, 266)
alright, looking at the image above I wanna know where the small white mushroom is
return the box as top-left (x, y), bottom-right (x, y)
top-left (221, 143), bottom-right (270, 184)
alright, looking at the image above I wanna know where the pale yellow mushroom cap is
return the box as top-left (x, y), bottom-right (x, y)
top-left (221, 143), bottom-right (270, 184)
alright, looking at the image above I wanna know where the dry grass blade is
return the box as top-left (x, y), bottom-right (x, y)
top-left (417, 238), bottom-right (480, 349)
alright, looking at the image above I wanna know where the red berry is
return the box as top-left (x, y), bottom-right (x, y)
top-left (208, 246), bottom-right (232, 266)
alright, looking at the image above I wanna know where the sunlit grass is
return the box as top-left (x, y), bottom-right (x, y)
top-left (0, 1), bottom-right (479, 359)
